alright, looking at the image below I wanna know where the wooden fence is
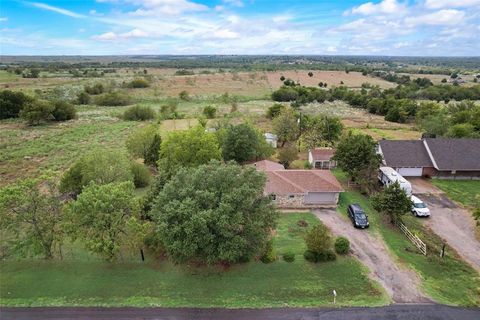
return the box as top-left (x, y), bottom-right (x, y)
top-left (396, 221), bottom-right (427, 255)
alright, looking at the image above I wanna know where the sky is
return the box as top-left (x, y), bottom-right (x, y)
top-left (0, 0), bottom-right (479, 56)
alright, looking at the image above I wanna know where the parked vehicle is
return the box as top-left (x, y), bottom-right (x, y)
top-left (347, 204), bottom-right (370, 229)
top-left (411, 195), bottom-right (430, 217)
top-left (378, 166), bottom-right (412, 196)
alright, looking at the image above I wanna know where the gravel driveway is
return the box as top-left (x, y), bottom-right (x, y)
top-left (313, 209), bottom-right (430, 304)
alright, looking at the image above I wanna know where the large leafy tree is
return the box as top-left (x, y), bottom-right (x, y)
top-left (301, 115), bottom-right (343, 149)
top-left (65, 181), bottom-right (142, 261)
top-left (0, 176), bottom-right (63, 259)
top-left (0, 90), bottom-right (32, 119)
top-left (372, 182), bottom-right (412, 224)
top-left (219, 123), bottom-right (273, 163)
top-left (126, 125), bottom-right (162, 167)
top-left (273, 107), bottom-right (299, 147)
top-left (150, 160), bottom-right (278, 264)
top-left (333, 132), bottom-right (381, 193)
top-left (60, 149), bottom-right (133, 194)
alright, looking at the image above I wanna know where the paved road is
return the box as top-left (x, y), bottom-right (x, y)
top-left (1, 305), bottom-right (479, 320)
top-left (313, 209), bottom-right (429, 303)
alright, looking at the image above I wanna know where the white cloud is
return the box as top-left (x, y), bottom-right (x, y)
top-left (211, 29), bottom-right (239, 39)
top-left (223, 0), bottom-right (244, 8)
top-left (28, 2), bottom-right (86, 18)
top-left (92, 28), bottom-right (149, 41)
top-left (100, 0), bottom-right (208, 15)
top-left (346, 0), bottom-right (406, 16)
top-left (424, 0), bottom-right (480, 9)
top-left (405, 9), bottom-right (466, 26)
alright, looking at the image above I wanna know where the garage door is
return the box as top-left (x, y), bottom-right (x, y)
top-left (304, 192), bottom-right (337, 204)
top-left (397, 167), bottom-right (423, 177)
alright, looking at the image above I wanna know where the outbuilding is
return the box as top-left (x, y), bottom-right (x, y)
top-left (308, 148), bottom-right (336, 169)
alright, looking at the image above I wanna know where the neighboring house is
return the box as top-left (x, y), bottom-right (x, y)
top-left (308, 148), bottom-right (336, 169)
top-left (378, 139), bottom-right (480, 179)
top-left (253, 160), bottom-right (343, 208)
top-left (264, 133), bottom-right (278, 148)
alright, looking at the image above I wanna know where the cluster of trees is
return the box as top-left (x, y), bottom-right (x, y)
top-left (303, 224), bottom-right (350, 262)
top-left (0, 90), bottom-right (77, 125)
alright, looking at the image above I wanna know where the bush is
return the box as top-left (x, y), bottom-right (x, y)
top-left (84, 83), bottom-right (104, 95)
top-left (77, 91), bottom-right (91, 105)
top-left (303, 249), bottom-right (336, 262)
top-left (123, 105), bottom-right (155, 121)
top-left (127, 78), bottom-right (150, 88)
top-left (305, 224), bottom-right (332, 253)
top-left (94, 92), bottom-right (131, 106)
top-left (260, 240), bottom-right (277, 263)
top-left (303, 250), bottom-right (317, 262)
top-left (203, 105), bottom-right (217, 119)
top-left (266, 103), bottom-right (285, 119)
top-left (130, 162), bottom-right (152, 188)
top-left (283, 251), bottom-right (295, 262)
top-left (51, 100), bottom-right (76, 121)
top-left (334, 236), bottom-right (350, 255)
top-left (0, 90), bottom-right (31, 119)
top-left (179, 90), bottom-right (190, 101)
top-left (19, 99), bottom-right (54, 125)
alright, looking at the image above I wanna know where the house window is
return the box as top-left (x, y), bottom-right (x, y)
top-left (269, 194), bottom-right (277, 201)
top-left (288, 194), bottom-right (295, 199)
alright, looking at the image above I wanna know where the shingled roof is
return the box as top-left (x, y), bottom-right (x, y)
top-left (253, 160), bottom-right (285, 171)
top-left (424, 138), bottom-right (480, 171)
top-left (264, 170), bottom-right (343, 195)
top-left (379, 140), bottom-right (433, 168)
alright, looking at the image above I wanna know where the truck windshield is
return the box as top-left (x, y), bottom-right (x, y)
top-left (355, 213), bottom-right (367, 219)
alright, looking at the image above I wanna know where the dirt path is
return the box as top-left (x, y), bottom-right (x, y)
top-left (313, 209), bottom-right (430, 304)
top-left (421, 194), bottom-right (480, 272)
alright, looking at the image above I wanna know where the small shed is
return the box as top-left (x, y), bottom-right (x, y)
top-left (264, 133), bottom-right (278, 148)
top-left (308, 148), bottom-right (336, 169)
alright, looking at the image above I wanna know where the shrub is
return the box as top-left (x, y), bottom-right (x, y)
top-left (305, 224), bottom-right (332, 253)
top-left (283, 251), bottom-right (295, 262)
top-left (127, 78), bottom-right (150, 88)
top-left (179, 90), bottom-right (190, 101)
top-left (52, 100), bottom-right (76, 121)
top-left (130, 162), bottom-right (152, 188)
top-left (272, 86), bottom-right (299, 101)
top-left (266, 103), bottom-right (285, 119)
top-left (19, 99), bottom-right (54, 125)
top-left (260, 240), bottom-right (277, 263)
top-left (175, 69), bottom-right (195, 76)
top-left (77, 91), bottom-right (91, 105)
top-left (84, 83), bottom-right (104, 95)
top-left (203, 105), bottom-right (217, 119)
top-left (0, 90), bottom-right (31, 119)
top-left (334, 236), bottom-right (350, 255)
top-left (94, 92), bottom-right (131, 106)
top-left (303, 249), bottom-right (317, 262)
top-left (123, 105), bottom-right (155, 121)
top-left (303, 249), bottom-right (336, 262)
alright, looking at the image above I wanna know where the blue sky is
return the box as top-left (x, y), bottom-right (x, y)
top-left (1, 0), bottom-right (479, 55)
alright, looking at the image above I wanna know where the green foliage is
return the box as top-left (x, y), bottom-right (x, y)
top-left (300, 115), bottom-right (344, 149)
top-left (123, 105), bottom-right (155, 121)
top-left (130, 162), bottom-right (152, 188)
top-left (94, 92), bottom-right (131, 106)
top-left (150, 161), bottom-right (278, 264)
top-left (219, 123), bottom-right (274, 163)
top-left (446, 123), bottom-right (477, 138)
top-left (273, 107), bottom-right (299, 147)
top-left (51, 100), bottom-right (77, 121)
top-left (77, 91), bottom-right (91, 105)
top-left (0, 176), bottom-right (63, 259)
top-left (305, 224), bottom-right (332, 254)
top-left (303, 249), bottom-right (336, 262)
top-left (84, 83), bottom-right (104, 95)
top-left (282, 251), bottom-right (295, 262)
top-left (59, 149), bottom-right (133, 194)
top-left (266, 103), bottom-right (285, 119)
top-left (0, 90), bottom-right (31, 119)
top-left (175, 69), bottom-right (194, 76)
top-left (157, 126), bottom-right (221, 179)
top-left (127, 78), bottom-right (150, 88)
top-left (202, 105), bottom-right (217, 119)
top-left (178, 90), bottom-right (190, 101)
top-left (159, 99), bottom-right (180, 120)
top-left (126, 125), bottom-right (162, 167)
top-left (272, 85), bottom-right (327, 106)
top-left (19, 99), bottom-right (54, 125)
top-left (277, 144), bottom-right (298, 169)
top-left (65, 181), bottom-right (141, 261)
top-left (260, 240), bottom-right (277, 263)
top-left (334, 236), bottom-right (350, 255)
top-left (372, 182), bottom-right (412, 224)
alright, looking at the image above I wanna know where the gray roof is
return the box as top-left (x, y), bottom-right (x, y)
top-left (424, 138), bottom-right (480, 171)
top-left (379, 140), bottom-right (433, 168)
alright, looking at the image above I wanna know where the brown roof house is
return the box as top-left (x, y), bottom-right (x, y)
top-left (378, 138), bottom-right (480, 179)
top-left (254, 160), bottom-right (343, 208)
top-left (308, 148), bottom-right (337, 169)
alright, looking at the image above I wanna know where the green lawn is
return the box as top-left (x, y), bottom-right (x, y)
top-left (0, 212), bottom-right (388, 307)
top-left (332, 170), bottom-right (480, 306)
top-left (431, 180), bottom-right (480, 208)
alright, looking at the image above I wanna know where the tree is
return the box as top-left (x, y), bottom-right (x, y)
top-left (150, 161), bottom-right (278, 264)
top-left (446, 123), bottom-right (477, 138)
top-left (277, 144), bottom-right (298, 168)
top-left (308, 72), bottom-right (313, 77)
top-left (123, 105), bottom-right (155, 121)
top-left (157, 126), bottom-right (221, 178)
top-left (127, 78), bottom-right (150, 88)
top-left (280, 75), bottom-right (285, 81)
top-left (0, 90), bottom-right (31, 119)
top-left (372, 182), bottom-right (412, 224)
top-left (305, 224), bottom-right (332, 254)
top-left (0, 176), bottom-right (63, 259)
top-left (126, 125), bottom-right (162, 167)
top-left (65, 181), bottom-right (141, 261)
top-left (19, 99), bottom-right (54, 125)
top-left (203, 105), bottom-right (217, 119)
top-left (273, 107), bottom-right (299, 147)
top-left (300, 115), bottom-right (343, 149)
top-left (94, 92), bottom-right (131, 106)
top-left (219, 123), bottom-right (273, 163)
top-left (333, 132), bottom-right (381, 193)
top-left (77, 91), bottom-right (91, 105)
top-left (266, 103), bottom-right (285, 119)
top-left (51, 100), bottom-right (77, 121)
top-left (60, 150), bottom-right (133, 194)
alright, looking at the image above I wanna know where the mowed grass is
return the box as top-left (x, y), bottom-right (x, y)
top-left (0, 212), bottom-right (388, 307)
top-left (431, 180), bottom-right (480, 208)
top-left (332, 170), bottom-right (480, 306)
